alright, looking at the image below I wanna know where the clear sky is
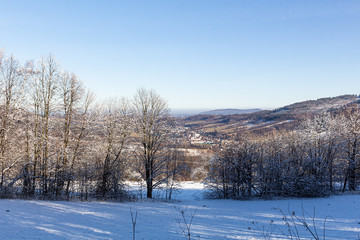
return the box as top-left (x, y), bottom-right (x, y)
top-left (1, 0), bottom-right (360, 110)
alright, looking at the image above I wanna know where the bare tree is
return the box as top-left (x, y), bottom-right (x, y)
top-left (176, 206), bottom-right (197, 240)
top-left (341, 106), bottom-right (360, 191)
top-left (54, 71), bottom-right (84, 197)
top-left (64, 90), bottom-right (96, 200)
top-left (133, 88), bottom-right (170, 198)
top-left (299, 113), bottom-right (341, 192)
top-left (0, 52), bottom-right (27, 194)
top-left (96, 98), bottom-right (132, 200)
top-left (32, 55), bottom-right (60, 196)
top-left (207, 139), bottom-right (257, 199)
top-left (163, 148), bottom-right (185, 200)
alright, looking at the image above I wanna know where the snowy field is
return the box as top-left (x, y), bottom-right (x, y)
top-left (0, 182), bottom-right (359, 240)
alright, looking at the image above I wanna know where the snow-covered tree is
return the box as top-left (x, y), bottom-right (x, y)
top-left (133, 88), bottom-right (171, 198)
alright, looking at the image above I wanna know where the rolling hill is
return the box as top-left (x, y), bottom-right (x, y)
top-left (182, 94), bottom-right (360, 135)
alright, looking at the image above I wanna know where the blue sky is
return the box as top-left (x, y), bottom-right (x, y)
top-left (1, 0), bottom-right (360, 110)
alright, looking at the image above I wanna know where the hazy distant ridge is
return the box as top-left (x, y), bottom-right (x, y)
top-left (199, 108), bottom-right (262, 115)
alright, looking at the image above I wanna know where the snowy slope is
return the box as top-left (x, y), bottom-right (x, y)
top-left (0, 182), bottom-right (359, 240)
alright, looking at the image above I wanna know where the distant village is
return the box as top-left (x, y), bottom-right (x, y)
top-left (188, 132), bottom-right (214, 145)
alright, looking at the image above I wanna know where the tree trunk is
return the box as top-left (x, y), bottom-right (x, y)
top-left (146, 168), bottom-right (153, 198)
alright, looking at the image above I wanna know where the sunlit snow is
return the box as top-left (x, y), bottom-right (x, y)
top-left (0, 182), bottom-right (359, 239)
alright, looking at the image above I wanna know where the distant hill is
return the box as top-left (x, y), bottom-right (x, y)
top-left (171, 109), bottom-right (208, 117)
top-left (199, 108), bottom-right (262, 115)
top-left (182, 94), bottom-right (360, 136)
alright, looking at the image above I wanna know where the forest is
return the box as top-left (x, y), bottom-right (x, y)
top-left (0, 50), bottom-right (359, 202)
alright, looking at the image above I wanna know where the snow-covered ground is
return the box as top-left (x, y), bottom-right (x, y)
top-left (0, 182), bottom-right (359, 239)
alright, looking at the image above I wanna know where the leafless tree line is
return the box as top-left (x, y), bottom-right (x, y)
top-left (207, 109), bottom-right (360, 199)
top-left (0, 50), bottom-right (185, 200)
